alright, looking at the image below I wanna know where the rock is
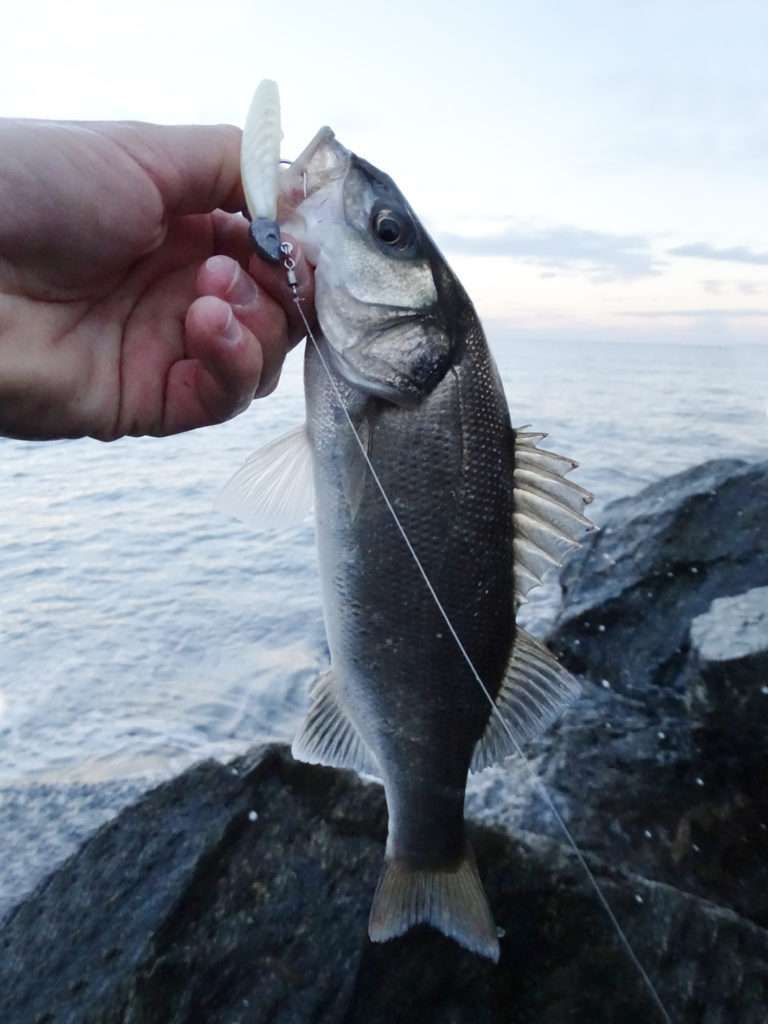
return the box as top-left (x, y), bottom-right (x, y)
top-left (467, 676), bottom-right (768, 931)
top-left (0, 778), bottom-right (146, 924)
top-left (531, 462), bottom-right (768, 930)
top-left (549, 459), bottom-right (768, 699)
top-left (684, 585), bottom-right (768, 743)
top-left (1, 744), bottom-right (767, 1024)
top-left (689, 586), bottom-right (768, 666)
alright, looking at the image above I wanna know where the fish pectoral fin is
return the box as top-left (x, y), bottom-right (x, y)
top-left (470, 628), bottom-right (581, 773)
top-left (368, 843), bottom-right (499, 962)
top-left (291, 669), bottom-right (380, 778)
top-left (341, 416), bottom-right (371, 521)
top-left (513, 428), bottom-right (596, 606)
top-left (217, 424), bottom-right (314, 530)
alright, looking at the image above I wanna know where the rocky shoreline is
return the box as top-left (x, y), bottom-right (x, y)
top-left (1, 457), bottom-right (766, 1023)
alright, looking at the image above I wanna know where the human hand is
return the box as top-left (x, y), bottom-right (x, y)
top-left (0, 118), bottom-right (314, 441)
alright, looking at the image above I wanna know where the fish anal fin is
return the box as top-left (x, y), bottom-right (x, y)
top-left (368, 843), bottom-right (499, 962)
top-left (291, 669), bottom-right (379, 778)
top-left (470, 628), bottom-right (581, 773)
top-left (217, 424), bottom-right (314, 530)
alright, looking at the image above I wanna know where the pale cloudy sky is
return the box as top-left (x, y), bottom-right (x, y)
top-left (2, 0), bottom-right (767, 344)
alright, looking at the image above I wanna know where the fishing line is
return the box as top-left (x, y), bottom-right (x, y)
top-left (282, 248), bottom-right (672, 1024)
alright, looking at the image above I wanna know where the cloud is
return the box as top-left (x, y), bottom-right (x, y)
top-left (438, 224), bottom-right (659, 281)
top-left (738, 280), bottom-right (762, 296)
top-left (621, 308), bottom-right (768, 319)
top-left (700, 278), bottom-right (765, 297)
top-left (669, 242), bottom-right (768, 266)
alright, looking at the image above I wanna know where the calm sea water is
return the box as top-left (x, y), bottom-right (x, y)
top-left (0, 339), bottom-right (765, 789)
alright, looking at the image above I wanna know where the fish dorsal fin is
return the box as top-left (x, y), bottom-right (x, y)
top-left (217, 424), bottom-right (314, 530)
top-left (513, 429), bottom-right (596, 605)
top-left (292, 669), bottom-right (380, 778)
top-left (470, 628), bottom-right (581, 773)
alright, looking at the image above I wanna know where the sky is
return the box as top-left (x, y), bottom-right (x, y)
top-left (2, 0), bottom-right (767, 346)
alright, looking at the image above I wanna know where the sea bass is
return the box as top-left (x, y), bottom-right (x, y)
top-left (226, 103), bottom-right (594, 961)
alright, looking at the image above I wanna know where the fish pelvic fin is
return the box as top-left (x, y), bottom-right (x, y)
top-left (291, 669), bottom-right (380, 778)
top-left (368, 844), bottom-right (499, 962)
top-left (470, 627), bottom-right (581, 773)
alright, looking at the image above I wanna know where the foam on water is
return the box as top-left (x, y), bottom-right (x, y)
top-left (0, 339), bottom-right (765, 788)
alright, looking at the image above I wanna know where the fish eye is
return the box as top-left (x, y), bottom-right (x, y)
top-left (375, 210), bottom-right (403, 244)
top-left (370, 201), bottom-right (417, 256)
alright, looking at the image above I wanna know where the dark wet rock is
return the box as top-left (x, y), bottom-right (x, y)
top-left (510, 462), bottom-right (768, 932)
top-left (468, 675), bottom-right (768, 931)
top-left (683, 585), bottom-right (768, 742)
top-left (549, 458), bottom-right (768, 699)
top-left (0, 778), bottom-right (146, 924)
top-left (1, 744), bottom-right (766, 1024)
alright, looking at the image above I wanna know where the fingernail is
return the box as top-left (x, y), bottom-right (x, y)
top-left (225, 264), bottom-right (260, 305)
top-left (205, 254), bottom-right (232, 277)
top-left (221, 307), bottom-right (241, 344)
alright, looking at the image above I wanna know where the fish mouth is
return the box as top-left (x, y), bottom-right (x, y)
top-left (277, 127), bottom-right (351, 229)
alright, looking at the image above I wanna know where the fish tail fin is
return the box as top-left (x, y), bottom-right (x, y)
top-left (368, 844), bottom-right (499, 962)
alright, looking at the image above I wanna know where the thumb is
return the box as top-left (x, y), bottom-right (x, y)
top-left (95, 121), bottom-right (245, 216)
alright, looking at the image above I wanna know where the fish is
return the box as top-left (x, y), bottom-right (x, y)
top-left (225, 93), bottom-right (595, 961)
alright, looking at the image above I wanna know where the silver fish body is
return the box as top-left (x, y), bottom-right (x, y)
top-left (226, 130), bottom-right (594, 959)
top-left (306, 313), bottom-right (515, 866)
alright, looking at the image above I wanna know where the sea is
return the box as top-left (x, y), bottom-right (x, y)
top-left (0, 338), bottom-right (765, 916)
